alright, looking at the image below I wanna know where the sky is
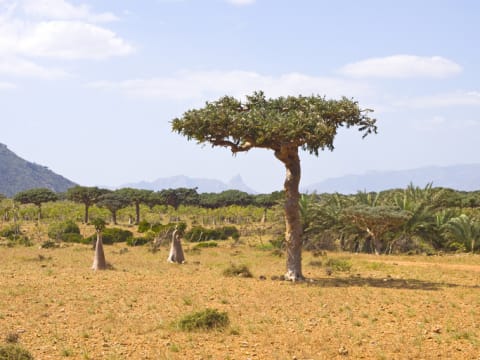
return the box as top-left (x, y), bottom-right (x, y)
top-left (1, 0), bottom-right (480, 193)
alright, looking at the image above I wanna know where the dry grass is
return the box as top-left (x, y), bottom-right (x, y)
top-left (1, 241), bottom-right (479, 359)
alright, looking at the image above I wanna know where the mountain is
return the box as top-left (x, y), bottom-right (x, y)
top-left (0, 143), bottom-right (77, 197)
top-left (121, 174), bottom-right (257, 194)
top-left (303, 164), bottom-right (480, 194)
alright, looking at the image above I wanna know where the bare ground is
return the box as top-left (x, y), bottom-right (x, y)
top-left (1, 244), bottom-right (479, 360)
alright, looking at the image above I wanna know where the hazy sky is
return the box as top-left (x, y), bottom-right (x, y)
top-left (1, 0), bottom-right (479, 193)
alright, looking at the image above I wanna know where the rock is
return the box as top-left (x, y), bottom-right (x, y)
top-left (338, 345), bottom-right (348, 355)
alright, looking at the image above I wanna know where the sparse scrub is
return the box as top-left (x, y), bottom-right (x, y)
top-left (0, 344), bottom-right (34, 360)
top-left (176, 308), bottom-right (229, 331)
top-left (193, 241), bottom-right (218, 249)
top-left (222, 263), bottom-right (253, 278)
top-left (325, 258), bottom-right (352, 272)
top-left (47, 220), bottom-right (81, 242)
top-left (84, 227), bottom-right (133, 245)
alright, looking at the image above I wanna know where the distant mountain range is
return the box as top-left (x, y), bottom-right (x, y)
top-left (0, 143), bottom-right (76, 197)
top-left (121, 174), bottom-right (257, 194)
top-left (2, 141), bottom-right (480, 197)
top-left (303, 164), bottom-right (480, 194)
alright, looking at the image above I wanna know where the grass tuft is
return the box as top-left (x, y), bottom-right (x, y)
top-left (0, 344), bottom-right (34, 360)
top-left (177, 308), bottom-right (229, 331)
top-left (222, 263), bottom-right (253, 278)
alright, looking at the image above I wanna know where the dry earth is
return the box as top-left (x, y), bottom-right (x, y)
top-left (1, 243), bottom-right (479, 360)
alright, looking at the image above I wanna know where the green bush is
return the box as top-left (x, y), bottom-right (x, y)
top-left (222, 263), bottom-right (253, 278)
top-left (193, 241), bottom-right (218, 249)
top-left (47, 220), bottom-right (80, 242)
top-left (0, 224), bottom-right (21, 238)
top-left (85, 228), bottom-right (133, 245)
top-left (137, 220), bottom-right (151, 233)
top-left (177, 308), bottom-right (229, 331)
top-left (0, 344), bottom-right (34, 360)
top-left (325, 258), bottom-right (352, 272)
top-left (61, 233), bottom-right (83, 243)
top-left (184, 226), bottom-right (239, 242)
top-left (127, 237), bottom-right (151, 246)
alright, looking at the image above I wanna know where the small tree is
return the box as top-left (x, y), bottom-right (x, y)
top-left (97, 191), bottom-right (130, 225)
top-left (115, 188), bottom-right (153, 224)
top-left (67, 186), bottom-right (107, 223)
top-left (91, 218), bottom-right (107, 270)
top-left (13, 188), bottom-right (58, 220)
top-left (172, 91), bottom-right (376, 280)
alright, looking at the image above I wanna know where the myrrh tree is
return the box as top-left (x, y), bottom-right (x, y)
top-left (13, 188), bottom-right (58, 220)
top-left (172, 91), bottom-right (377, 281)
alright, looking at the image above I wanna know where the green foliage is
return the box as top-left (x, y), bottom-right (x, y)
top-left (47, 220), bottom-right (80, 242)
top-left (325, 258), bottom-right (352, 272)
top-left (193, 241), bottom-right (218, 249)
top-left (222, 263), bottom-right (253, 278)
top-left (90, 218), bottom-right (106, 232)
top-left (85, 227), bottom-right (133, 245)
top-left (172, 91), bottom-right (376, 156)
top-left (0, 344), bottom-right (34, 360)
top-left (184, 226), bottom-right (239, 242)
top-left (66, 186), bottom-right (108, 223)
top-left (137, 220), bottom-right (151, 233)
top-left (126, 237), bottom-right (151, 246)
top-left (97, 191), bottom-right (130, 223)
top-left (0, 224), bottom-right (20, 238)
top-left (0, 224), bottom-right (31, 247)
top-left (14, 188), bottom-right (58, 207)
top-left (176, 309), bottom-right (229, 331)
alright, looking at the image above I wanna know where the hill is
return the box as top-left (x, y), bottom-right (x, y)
top-left (121, 174), bottom-right (257, 193)
top-left (303, 164), bottom-right (480, 194)
top-left (0, 143), bottom-right (76, 197)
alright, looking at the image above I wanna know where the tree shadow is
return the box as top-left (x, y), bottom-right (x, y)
top-left (303, 276), bottom-right (473, 291)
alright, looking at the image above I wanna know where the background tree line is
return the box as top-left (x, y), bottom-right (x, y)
top-left (2, 183), bottom-right (480, 255)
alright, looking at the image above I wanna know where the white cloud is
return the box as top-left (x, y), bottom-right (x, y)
top-left (17, 21), bottom-right (133, 59)
top-left (227, 0), bottom-right (256, 6)
top-left (22, 0), bottom-right (118, 22)
top-left (0, 0), bottom-right (133, 66)
top-left (88, 70), bottom-right (372, 102)
top-left (0, 56), bottom-right (68, 78)
top-left (340, 55), bottom-right (462, 79)
top-left (394, 91), bottom-right (480, 108)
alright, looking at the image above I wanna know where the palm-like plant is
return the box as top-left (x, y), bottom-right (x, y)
top-left (446, 214), bottom-right (480, 253)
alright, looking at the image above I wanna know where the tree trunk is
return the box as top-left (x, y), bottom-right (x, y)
top-left (92, 231), bottom-right (107, 270)
top-left (275, 146), bottom-right (304, 281)
top-left (167, 229), bottom-right (185, 264)
top-left (112, 211), bottom-right (117, 225)
top-left (135, 202), bottom-right (140, 225)
top-left (84, 204), bottom-right (89, 224)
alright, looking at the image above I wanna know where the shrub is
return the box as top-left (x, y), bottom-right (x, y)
top-left (40, 240), bottom-right (59, 249)
top-left (126, 237), bottom-right (151, 247)
top-left (85, 228), bottom-right (133, 245)
top-left (222, 263), bottom-right (253, 278)
top-left (177, 309), bottom-right (229, 331)
top-left (47, 220), bottom-right (80, 242)
top-left (137, 220), bottom-right (151, 233)
top-left (0, 224), bottom-right (20, 238)
top-left (184, 226), bottom-right (239, 242)
top-left (0, 344), bottom-right (34, 360)
top-left (325, 258), bottom-right (352, 272)
top-left (193, 241), bottom-right (218, 249)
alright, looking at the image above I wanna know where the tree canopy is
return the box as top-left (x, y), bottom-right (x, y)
top-left (172, 91), bottom-right (376, 156)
